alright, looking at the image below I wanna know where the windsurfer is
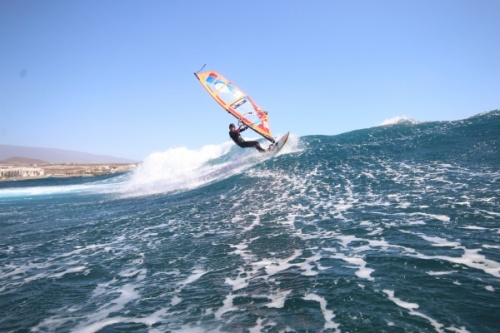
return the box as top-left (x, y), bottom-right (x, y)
top-left (229, 123), bottom-right (266, 153)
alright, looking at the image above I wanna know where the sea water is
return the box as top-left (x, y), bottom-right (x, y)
top-left (1, 111), bottom-right (499, 332)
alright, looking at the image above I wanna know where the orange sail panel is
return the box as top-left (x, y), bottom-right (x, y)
top-left (195, 71), bottom-right (274, 142)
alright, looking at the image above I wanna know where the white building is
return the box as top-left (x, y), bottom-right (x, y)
top-left (0, 167), bottom-right (45, 179)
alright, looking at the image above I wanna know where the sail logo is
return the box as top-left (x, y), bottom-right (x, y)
top-left (231, 98), bottom-right (247, 109)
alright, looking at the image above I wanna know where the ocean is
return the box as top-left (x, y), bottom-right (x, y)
top-left (1, 111), bottom-right (499, 333)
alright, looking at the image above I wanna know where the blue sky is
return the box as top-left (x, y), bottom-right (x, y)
top-left (1, 0), bottom-right (499, 160)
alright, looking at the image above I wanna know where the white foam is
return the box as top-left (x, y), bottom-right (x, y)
top-left (461, 226), bottom-right (487, 230)
top-left (252, 250), bottom-right (303, 277)
top-left (0, 182), bottom-right (110, 198)
top-left (408, 232), bottom-right (500, 277)
top-left (477, 209), bottom-right (500, 218)
top-left (177, 268), bottom-right (206, 288)
top-left (383, 289), bottom-right (419, 310)
top-left (70, 308), bottom-right (169, 333)
top-left (119, 267), bottom-right (147, 280)
top-left (171, 295), bottom-right (182, 306)
top-left (383, 290), bottom-right (447, 333)
top-left (303, 293), bottom-right (340, 332)
top-left (379, 116), bottom-right (419, 126)
top-left (328, 251), bottom-right (374, 281)
top-left (484, 244), bottom-right (500, 250)
top-left (298, 252), bottom-right (323, 276)
top-left (357, 172), bottom-right (375, 179)
top-left (410, 212), bottom-right (451, 223)
top-left (427, 271), bottom-right (457, 276)
top-left (266, 289), bottom-right (292, 308)
top-left (51, 265), bottom-right (88, 278)
top-left (214, 294), bottom-right (237, 319)
top-left (249, 317), bottom-right (265, 333)
top-left (119, 143), bottom-right (233, 196)
top-left (241, 213), bottom-right (261, 232)
top-left (68, 282), bottom-right (141, 333)
top-left (416, 234), bottom-right (461, 248)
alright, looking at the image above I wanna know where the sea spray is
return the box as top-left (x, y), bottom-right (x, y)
top-left (120, 143), bottom-right (232, 196)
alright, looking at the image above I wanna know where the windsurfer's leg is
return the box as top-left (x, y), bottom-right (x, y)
top-left (240, 141), bottom-right (265, 152)
top-left (253, 142), bottom-right (265, 153)
top-left (239, 142), bottom-right (253, 149)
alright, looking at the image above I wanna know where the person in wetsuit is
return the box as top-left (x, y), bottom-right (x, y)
top-left (229, 123), bottom-right (266, 153)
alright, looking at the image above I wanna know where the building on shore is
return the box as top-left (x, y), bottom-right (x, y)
top-left (0, 167), bottom-right (45, 179)
top-left (0, 164), bottom-right (138, 180)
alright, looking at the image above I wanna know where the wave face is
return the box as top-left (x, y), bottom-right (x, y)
top-left (0, 111), bottom-right (499, 332)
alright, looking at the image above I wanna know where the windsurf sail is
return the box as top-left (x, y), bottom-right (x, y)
top-left (194, 70), bottom-right (275, 143)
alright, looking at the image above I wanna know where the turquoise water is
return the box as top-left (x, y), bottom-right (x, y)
top-left (1, 111), bottom-right (499, 332)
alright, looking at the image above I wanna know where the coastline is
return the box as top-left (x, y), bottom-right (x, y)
top-left (0, 163), bottom-right (138, 181)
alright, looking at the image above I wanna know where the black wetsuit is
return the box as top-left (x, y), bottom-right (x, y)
top-left (229, 127), bottom-right (265, 152)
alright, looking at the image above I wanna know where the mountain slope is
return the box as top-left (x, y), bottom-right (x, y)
top-left (0, 145), bottom-right (137, 164)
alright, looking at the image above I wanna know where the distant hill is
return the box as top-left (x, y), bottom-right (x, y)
top-left (0, 156), bottom-right (48, 165)
top-left (0, 145), bottom-right (137, 164)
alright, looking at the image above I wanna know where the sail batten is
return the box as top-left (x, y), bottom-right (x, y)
top-left (195, 70), bottom-right (275, 143)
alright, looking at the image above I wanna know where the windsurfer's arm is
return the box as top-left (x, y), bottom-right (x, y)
top-left (238, 125), bottom-right (248, 133)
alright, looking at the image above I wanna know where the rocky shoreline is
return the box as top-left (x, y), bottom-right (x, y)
top-left (0, 163), bottom-right (138, 181)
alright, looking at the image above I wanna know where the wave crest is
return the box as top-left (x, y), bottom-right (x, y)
top-left (119, 143), bottom-right (233, 197)
top-left (380, 116), bottom-right (419, 126)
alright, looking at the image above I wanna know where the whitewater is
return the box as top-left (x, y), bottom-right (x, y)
top-left (1, 111), bottom-right (499, 332)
